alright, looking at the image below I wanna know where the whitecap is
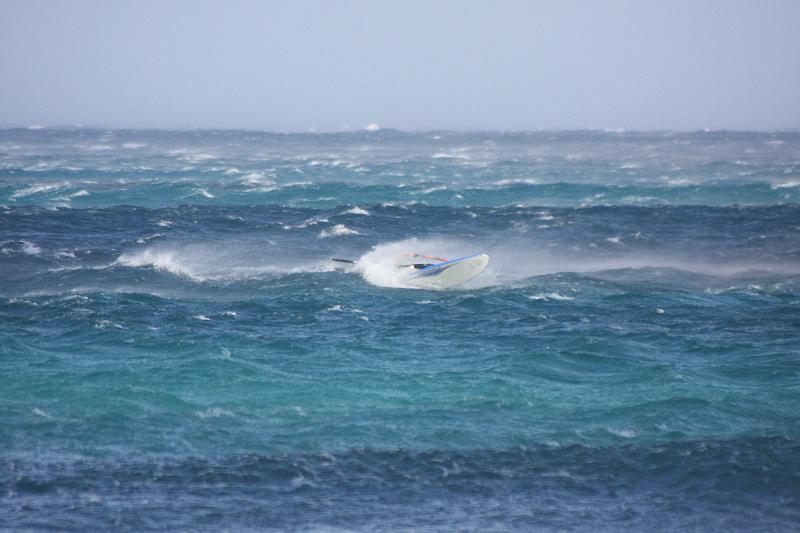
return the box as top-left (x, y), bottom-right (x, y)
top-left (608, 428), bottom-right (637, 438)
top-left (10, 182), bottom-right (67, 199)
top-left (95, 319), bottom-right (123, 329)
top-left (194, 315), bottom-right (211, 321)
top-left (115, 249), bottom-right (198, 279)
top-left (431, 152), bottom-right (471, 160)
top-left (237, 171), bottom-right (278, 191)
top-left (344, 206), bottom-right (370, 216)
top-left (606, 236), bottom-right (622, 244)
top-left (285, 216), bottom-right (329, 230)
top-left (771, 180), bottom-right (800, 189)
top-left (21, 241), bottom-right (41, 255)
top-left (318, 224), bottom-right (360, 239)
top-left (290, 475), bottom-right (317, 489)
top-left (494, 178), bottom-right (540, 186)
top-left (528, 292), bottom-right (575, 302)
top-left (417, 185), bottom-right (448, 194)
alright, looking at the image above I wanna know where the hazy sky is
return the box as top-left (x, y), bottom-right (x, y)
top-left (1, 0), bottom-right (799, 131)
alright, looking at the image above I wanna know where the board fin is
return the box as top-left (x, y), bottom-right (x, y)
top-left (332, 258), bottom-right (357, 264)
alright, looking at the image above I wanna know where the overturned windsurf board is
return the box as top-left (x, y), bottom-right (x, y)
top-left (405, 253), bottom-right (489, 290)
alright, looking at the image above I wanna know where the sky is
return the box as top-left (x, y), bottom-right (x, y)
top-left (1, 0), bottom-right (799, 131)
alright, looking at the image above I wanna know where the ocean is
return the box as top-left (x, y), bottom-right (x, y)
top-left (1, 128), bottom-right (799, 531)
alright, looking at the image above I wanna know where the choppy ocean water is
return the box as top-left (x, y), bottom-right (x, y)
top-left (1, 129), bottom-right (799, 531)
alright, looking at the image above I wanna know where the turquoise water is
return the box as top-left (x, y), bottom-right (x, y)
top-left (2, 129), bottom-right (799, 530)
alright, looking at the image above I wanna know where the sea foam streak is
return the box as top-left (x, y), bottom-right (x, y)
top-left (115, 244), bottom-right (334, 282)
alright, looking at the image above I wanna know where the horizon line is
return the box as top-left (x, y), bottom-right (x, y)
top-left (2, 125), bottom-right (800, 135)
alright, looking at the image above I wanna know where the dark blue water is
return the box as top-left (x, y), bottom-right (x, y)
top-left (2, 129), bottom-right (799, 531)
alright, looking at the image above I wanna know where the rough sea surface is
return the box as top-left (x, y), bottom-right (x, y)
top-left (2, 129), bottom-right (799, 531)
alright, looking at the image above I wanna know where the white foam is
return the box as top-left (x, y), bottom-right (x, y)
top-left (355, 237), bottom-right (483, 289)
top-left (69, 190), bottom-right (90, 197)
top-left (662, 177), bottom-right (697, 186)
top-left (365, 122), bottom-right (380, 132)
top-left (10, 183), bottom-right (66, 199)
top-left (528, 292), bottom-right (575, 302)
top-left (194, 315), bottom-right (211, 321)
top-left (32, 407), bottom-right (52, 418)
top-left (156, 220), bottom-right (172, 227)
top-left (344, 206), bottom-right (370, 216)
top-left (237, 172), bottom-right (278, 191)
top-left (194, 188), bottom-right (215, 199)
top-left (771, 180), bottom-right (800, 189)
top-left (432, 152), bottom-right (471, 160)
top-left (318, 224), bottom-right (360, 239)
top-left (116, 248), bottom-right (199, 279)
top-left (606, 236), bottom-right (622, 244)
top-left (21, 241), bottom-right (41, 255)
top-left (608, 428), bottom-right (637, 438)
top-left (115, 244), bottom-right (335, 282)
top-left (417, 185), bottom-right (448, 194)
top-left (494, 178), bottom-right (540, 186)
top-left (95, 319), bottom-right (123, 329)
top-left (356, 240), bottom-right (422, 289)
